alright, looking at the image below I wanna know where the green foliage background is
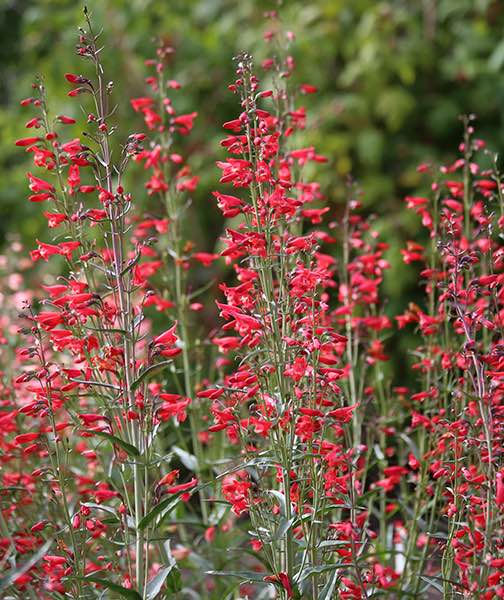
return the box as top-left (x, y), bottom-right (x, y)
top-left (1, 0), bottom-right (503, 353)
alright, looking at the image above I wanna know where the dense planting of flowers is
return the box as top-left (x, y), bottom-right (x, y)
top-left (0, 11), bottom-right (502, 600)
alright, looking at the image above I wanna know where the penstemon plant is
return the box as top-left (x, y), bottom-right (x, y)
top-left (395, 121), bottom-right (503, 598)
top-left (0, 8), bottom-right (503, 600)
top-left (8, 11), bottom-right (202, 599)
top-left (130, 43), bottom-right (215, 525)
top-left (205, 25), bottom-right (404, 599)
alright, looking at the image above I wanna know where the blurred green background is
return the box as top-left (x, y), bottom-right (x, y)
top-left (1, 0), bottom-right (503, 328)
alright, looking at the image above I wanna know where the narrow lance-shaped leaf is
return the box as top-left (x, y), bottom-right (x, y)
top-left (73, 576), bottom-right (142, 600)
top-left (90, 430), bottom-right (140, 457)
top-left (131, 360), bottom-right (173, 392)
top-left (146, 541), bottom-right (182, 598)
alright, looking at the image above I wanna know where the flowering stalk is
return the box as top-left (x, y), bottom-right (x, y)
top-left (398, 122), bottom-right (503, 596)
top-left (131, 44), bottom-right (212, 523)
top-left (8, 13), bottom-right (199, 598)
top-left (206, 23), bottom-right (398, 598)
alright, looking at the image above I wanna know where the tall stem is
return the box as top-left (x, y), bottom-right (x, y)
top-left (86, 17), bottom-right (146, 593)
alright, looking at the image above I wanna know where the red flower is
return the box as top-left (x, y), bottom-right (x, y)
top-left (263, 572), bottom-right (294, 598)
top-left (166, 477), bottom-right (198, 494)
top-left (14, 432), bottom-right (40, 445)
top-left (157, 469), bottom-right (179, 488)
top-left (27, 172), bottom-right (55, 193)
top-left (15, 136), bottom-right (42, 147)
top-left (327, 404), bottom-right (357, 423)
top-left (172, 112), bottom-right (197, 134)
top-left (152, 323), bottom-right (179, 348)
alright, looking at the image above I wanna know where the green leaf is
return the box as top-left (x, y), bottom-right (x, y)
top-left (91, 430), bottom-right (140, 457)
top-left (0, 539), bottom-right (52, 593)
top-left (208, 503), bottom-right (227, 527)
top-left (272, 516), bottom-right (295, 541)
top-left (398, 432), bottom-right (419, 457)
top-left (146, 540), bottom-right (181, 598)
top-left (74, 576), bottom-right (142, 599)
top-left (319, 570), bottom-right (338, 600)
top-left (139, 481), bottom-right (209, 531)
top-left (81, 502), bottom-right (119, 517)
top-left (420, 574), bottom-right (464, 590)
top-left (101, 516), bottom-right (120, 525)
top-left (267, 490), bottom-right (287, 517)
top-left (146, 566), bottom-right (174, 599)
top-left (298, 563), bottom-right (347, 581)
top-left (173, 445), bottom-right (198, 471)
top-left (489, 39), bottom-right (504, 71)
top-left (131, 361), bottom-right (173, 392)
top-left (137, 495), bottom-right (181, 531)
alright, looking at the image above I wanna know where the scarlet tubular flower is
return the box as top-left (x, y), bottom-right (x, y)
top-left (192, 252), bottom-right (218, 266)
top-left (57, 114), bottom-right (76, 124)
top-left (157, 469), bottom-right (179, 488)
top-left (131, 97), bottom-right (154, 112)
top-left (165, 477), bottom-right (198, 495)
top-left (222, 473), bottom-right (252, 516)
top-left (263, 572), bottom-right (294, 598)
top-left (25, 117), bottom-right (41, 128)
top-left (157, 393), bottom-right (191, 423)
top-left (31, 520), bottom-right (49, 532)
top-left (497, 471), bottom-right (504, 506)
top-left (152, 323), bottom-right (178, 347)
top-left (14, 432), bottom-right (40, 445)
top-left (78, 413), bottom-right (108, 428)
top-left (327, 404), bottom-right (358, 423)
top-left (65, 73), bottom-right (85, 83)
top-left (30, 193), bottom-right (53, 202)
top-left (27, 172), bottom-right (55, 193)
top-left (15, 136), bottom-right (42, 147)
top-left (172, 111), bottom-right (198, 134)
top-left (212, 191), bottom-right (245, 217)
